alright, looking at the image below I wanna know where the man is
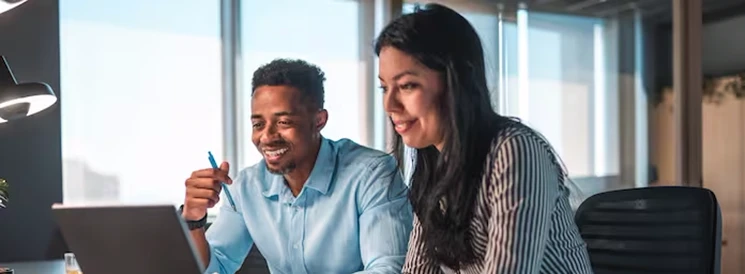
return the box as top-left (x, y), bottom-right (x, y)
top-left (181, 59), bottom-right (413, 274)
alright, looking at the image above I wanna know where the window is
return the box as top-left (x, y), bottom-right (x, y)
top-left (60, 0), bottom-right (223, 214)
top-left (402, 2), bottom-right (623, 180)
top-left (239, 0), bottom-right (365, 168)
top-left (503, 11), bottom-right (620, 178)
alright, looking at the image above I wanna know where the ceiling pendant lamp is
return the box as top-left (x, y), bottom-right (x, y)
top-left (0, 56), bottom-right (57, 123)
top-left (0, 0), bottom-right (28, 15)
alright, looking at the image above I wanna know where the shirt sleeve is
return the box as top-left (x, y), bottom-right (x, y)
top-left (203, 172), bottom-right (254, 274)
top-left (482, 134), bottom-right (558, 273)
top-left (401, 216), bottom-right (443, 274)
top-left (354, 156), bottom-right (414, 274)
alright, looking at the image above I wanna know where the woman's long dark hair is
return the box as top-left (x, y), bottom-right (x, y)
top-left (374, 3), bottom-right (519, 269)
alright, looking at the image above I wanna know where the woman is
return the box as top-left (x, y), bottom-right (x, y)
top-left (375, 3), bottom-right (593, 274)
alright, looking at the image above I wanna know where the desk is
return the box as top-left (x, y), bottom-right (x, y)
top-left (1, 260), bottom-right (64, 273)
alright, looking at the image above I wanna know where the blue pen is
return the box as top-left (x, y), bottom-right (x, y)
top-left (208, 151), bottom-right (236, 211)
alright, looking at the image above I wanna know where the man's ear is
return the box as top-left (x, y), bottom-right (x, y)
top-left (315, 109), bottom-right (328, 132)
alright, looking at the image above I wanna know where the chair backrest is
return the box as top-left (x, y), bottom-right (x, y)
top-left (205, 223), bottom-right (270, 274)
top-left (236, 246), bottom-right (270, 274)
top-left (574, 186), bottom-right (721, 274)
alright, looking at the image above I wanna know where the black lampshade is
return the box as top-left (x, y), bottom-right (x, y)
top-left (0, 55), bottom-right (57, 123)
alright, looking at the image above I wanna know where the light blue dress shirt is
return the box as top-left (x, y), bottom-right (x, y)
top-left (204, 138), bottom-right (413, 274)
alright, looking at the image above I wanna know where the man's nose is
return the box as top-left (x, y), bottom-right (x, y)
top-left (260, 124), bottom-right (279, 144)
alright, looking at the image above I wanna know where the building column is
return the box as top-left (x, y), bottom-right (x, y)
top-left (672, 0), bottom-right (703, 187)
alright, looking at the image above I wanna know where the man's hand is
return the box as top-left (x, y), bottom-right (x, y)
top-left (183, 161), bottom-right (232, 221)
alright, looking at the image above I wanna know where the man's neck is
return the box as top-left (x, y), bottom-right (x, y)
top-left (284, 138), bottom-right (322, 196)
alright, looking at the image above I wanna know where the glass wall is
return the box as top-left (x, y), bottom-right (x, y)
top-left (507, 12), bottom-right (620, 179)
top-left (58, 0), bottom-right (662, 216)
top-left (60, 0), bottom-right (378, 218)
top-left (402, 1), bottom-right (655, 198)
top-left (59, 0), bottom-right (223, 214)
top-left (60, 0), bottom-right (745, 271)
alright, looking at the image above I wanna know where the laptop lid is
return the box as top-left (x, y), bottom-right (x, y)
top-left (51, 203), bottom-right (205, 274)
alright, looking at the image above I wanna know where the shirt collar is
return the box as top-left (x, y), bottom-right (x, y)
top-left (303, 137), bottom-right (336, 195)
top-left (261, 137), bottom-right (336, 197)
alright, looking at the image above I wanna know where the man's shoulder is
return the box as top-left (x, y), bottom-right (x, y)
top-left (329, 138), bottom-right (395, 171)
top-left (328, 138), bottom-right (402, 196)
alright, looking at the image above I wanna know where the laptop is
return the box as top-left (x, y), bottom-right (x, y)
top-left (51, 203), bottom-right (205, 274)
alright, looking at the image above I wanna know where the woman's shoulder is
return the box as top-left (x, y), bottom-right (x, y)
top-left (490, 121), bottom-right (550, 152)
top-left (485, 121), bottom-right (562, 171)
top-left (477, 120), bottom-right (568, 198)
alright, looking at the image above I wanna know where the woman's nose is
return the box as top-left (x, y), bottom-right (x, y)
top-left (383, 88), bottom-right (402, 113)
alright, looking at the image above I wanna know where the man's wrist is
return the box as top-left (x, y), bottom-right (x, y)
top-left (179, 205), bottom-right (207, 230)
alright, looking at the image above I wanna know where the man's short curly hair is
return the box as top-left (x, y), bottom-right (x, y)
top-left (251, 58), bottom-right (326, 110)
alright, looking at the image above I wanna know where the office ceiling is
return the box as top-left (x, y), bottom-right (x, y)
top-left (482, 0), bottom-right (745, 23)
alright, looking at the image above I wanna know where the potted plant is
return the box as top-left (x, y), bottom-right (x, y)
top-left (0, 179), bottom-right (11, 273)
top-left (0, 178), bottom-right (7, 209)
top-left (654, 72), bottom-right (745, 106)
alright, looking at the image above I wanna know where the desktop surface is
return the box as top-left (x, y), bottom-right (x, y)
top-left (1, 260), bottom-right (63, 273)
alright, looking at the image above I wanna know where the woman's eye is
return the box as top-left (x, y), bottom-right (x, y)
top-left (400, 83), bottom-right (418, 90)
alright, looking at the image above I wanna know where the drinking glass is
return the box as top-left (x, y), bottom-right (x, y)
top-left (64, 253), bottom-right (82, 274)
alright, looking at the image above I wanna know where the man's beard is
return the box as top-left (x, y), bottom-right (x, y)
top-left (267, 162), bottom-right (296, 175)
top-left (260, 139), bottom-right (294, 174)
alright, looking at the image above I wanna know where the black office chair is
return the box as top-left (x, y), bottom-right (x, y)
top-left (236, 246), bottom-right (270, 274)
top-left (204, 222), bottom-right (270, 274)
top-left (575, 186), bottom-right (721, 274)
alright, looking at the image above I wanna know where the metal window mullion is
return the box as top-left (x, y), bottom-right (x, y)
top-left (359, 0), bottom-right (376, 148)
top-left (220, 0), bottom-right (241, 174)
top-left (379, 0), bottom-right (402, 154)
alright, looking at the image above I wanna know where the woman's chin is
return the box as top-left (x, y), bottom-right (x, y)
top-left (401, 137), bottom-right (433, 149)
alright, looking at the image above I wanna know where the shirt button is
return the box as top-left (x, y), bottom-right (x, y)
top-left (293, 244), bottom-right (299, 249)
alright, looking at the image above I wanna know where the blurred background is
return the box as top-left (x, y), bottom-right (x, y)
top-left (1, 0), bottom-right (744, 272)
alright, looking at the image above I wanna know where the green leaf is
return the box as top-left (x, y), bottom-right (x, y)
top-left (0, 178), bottom-right (8, 207)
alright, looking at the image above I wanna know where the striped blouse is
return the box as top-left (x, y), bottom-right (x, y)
top-left (402, 126), bottom-right (593, 274)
